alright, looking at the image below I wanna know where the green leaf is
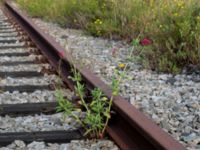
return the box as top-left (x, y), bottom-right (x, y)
top-left (103, 112), bottom-right (111, 119)
top-left (131, 38), bottom-right (140, 46)
top-left (84, 128), bottom-right (93, 136)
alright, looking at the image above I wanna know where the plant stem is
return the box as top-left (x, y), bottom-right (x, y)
top-left (101, 60), bottom-right (129, 136)
top-left (80, 94), bottom-right (89, 112)
top-left (101, 95), bottom-right (113, 136)
top-left (71, 113), bottom-right (87, 130)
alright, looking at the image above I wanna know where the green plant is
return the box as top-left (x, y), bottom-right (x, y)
top-left (56, 66), bottom-right (124, 138)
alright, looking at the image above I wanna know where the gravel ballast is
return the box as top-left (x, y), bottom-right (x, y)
top-left (0, 64), bottom-right (50, 72)
top-left (0, 56), bottom-right (35, 63)
top-left (0, 75), bottom-right (58, 86)
top-left (0, 37), bottom-right (20, 41)
top-left (0, 90), bottom-right (56, 104)
top-left (0, 139), bottom-right (119, 150)
top-left (0, 42), bottom-right (24, 46)
top-left (0, 32), bottom-right (18, 37)
top-left (0, 113), bottom-right (77, 132)
top-left (0, 88), bottom-right (74, 104)
top-left (0, 48), bottom-right (30, 54)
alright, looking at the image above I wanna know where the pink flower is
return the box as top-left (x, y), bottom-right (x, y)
top-left (58, 50), bottom-right (65, 58)
top-left (140, 38), bottom-right (152, 46)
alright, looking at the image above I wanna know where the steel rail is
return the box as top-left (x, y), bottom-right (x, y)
top-left (3, 1), bottom-right (186, 149)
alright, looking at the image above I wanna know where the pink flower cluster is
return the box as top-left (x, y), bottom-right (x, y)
top-left (140, 38), bottom-right (152, 46)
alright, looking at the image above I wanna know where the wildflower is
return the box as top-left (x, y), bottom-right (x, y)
top-left (58, 50), bottom-right (65, 58)
top-left (118, 63), bottom-right (126, 69)
top-left (140, 38), bottom-right (152, 46)
top-left (94, 19), bottom-right (103, 25)
top-left (173, 13), bottom-right (178, 17)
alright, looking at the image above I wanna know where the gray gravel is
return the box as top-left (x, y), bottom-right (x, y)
top-left (0, 75), bottom-right (58, 86)
top-left (0, 37), bottom-right (20, 41)
top-left (0, 41), bottom-right (23, 46)
top-left (0, 29), bottom-right (16, 32)
top-left (0, 32), bottom-right (18, 37)
top-left (0, 22), bottom-right (11, 25)
top-left (0, 88), bottom-right (73, 104)
top-left (0, 64), bottom-right (50, 72)
top-left (0, 90), bottom-right (55, 104)
top-left (0, 48), bottom-right (29, 54)
top-left (0, 113), bottom-right (77, 132)
top-left (0, 56), bottom-right (35, 63)
top-left (31, 18), bottom-right (200, 149)
top-left (0, 139), bottom-right (119, 150)
top-left (0, 24), bottom-right (13, 27)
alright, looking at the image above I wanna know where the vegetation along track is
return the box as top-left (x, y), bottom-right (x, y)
top-left (0, 0), bottom-right (187, 149)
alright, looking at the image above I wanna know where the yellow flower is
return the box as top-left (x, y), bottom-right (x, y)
top-left (94, 19), bottom-right (103, 25)
top-left (174, 13), bottom-right (178, 17)
top-left (181, 6), bottom-right (184, 9)
top-left (118, 63), bottom-right (126, 69)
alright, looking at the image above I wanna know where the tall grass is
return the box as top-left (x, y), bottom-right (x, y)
top-left (17, 0), bottom-right (200, 73)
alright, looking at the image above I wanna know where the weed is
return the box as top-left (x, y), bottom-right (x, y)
top-left (55, 65), bottom-right (125, 138)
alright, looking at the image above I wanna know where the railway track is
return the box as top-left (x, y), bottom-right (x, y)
top-left (0, 0), bottom-right (187, 149)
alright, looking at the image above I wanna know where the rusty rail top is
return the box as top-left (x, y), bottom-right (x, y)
top-left (4, 1), bottom-right (186, 149)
